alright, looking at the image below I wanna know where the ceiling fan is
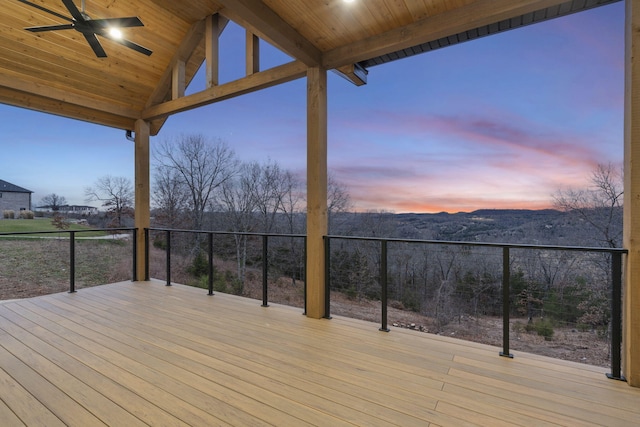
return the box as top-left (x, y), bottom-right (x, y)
top-left (19, 0), bottom-right (152, 57)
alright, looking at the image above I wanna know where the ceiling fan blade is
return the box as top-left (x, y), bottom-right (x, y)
top-left (17, 0), bottom-right (73, 22)
top-left (83, 33), bottom-right (107, 57)
top-left (111, 38), bottom-right (153, 56)
top-left (61, 0), bottom-right (85, 22)
top-left (88, 17), bottom-right (144, 29)
top-left (25, 24), bottom-right (75, 32)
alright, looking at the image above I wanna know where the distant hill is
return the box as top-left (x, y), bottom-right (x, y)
top-left (332, 208), bottom-right (620, 248)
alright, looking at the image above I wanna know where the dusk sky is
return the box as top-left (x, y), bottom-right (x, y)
top-left (0, 2), bottom-right (624, 214)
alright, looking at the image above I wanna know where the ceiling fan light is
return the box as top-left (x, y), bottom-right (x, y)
top-left (108, 27), bottom-right (122, 39)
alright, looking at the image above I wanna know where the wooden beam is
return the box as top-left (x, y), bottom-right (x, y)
top-left (305, 67), bottom-right (328, 319)
top-left (624, 0), bottom-right (640, 388)
top-left (323, 0), bottom-right (570, 69)
top-left (134, 119), bottom-right (150, 282)
top-left (246, 31), bottom-right (260, 76)
top-left (0, 86), bottom-right (135, 131)
top-left (0, 74), bottom-right (140, 119)
top-left (142, 60), bottom-right (306, 121)
top-left (217, 0), bottom-right (321, 66)
top-left (172, 60), bottom-right (186, 100)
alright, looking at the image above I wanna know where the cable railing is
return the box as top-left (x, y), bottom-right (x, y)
top-left (0, 224), bottom-right (627, 382)
top-left (145, 227), bottom-right (306, 309)
top-left (324, 235), bottom-right (627, 381)
top-left (0, 227), bottom-right (138, 293)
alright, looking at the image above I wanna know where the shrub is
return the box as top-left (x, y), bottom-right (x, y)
top-left (51, 214), bottom-right (70, 230)
top-left (19, 210), bottom-right (34, 219)
top-left (187, 251), bottom-right (208, 277)
top-left (152, 236), bottom-right (166, 250)
top-left (194, 275), bottom-right (226, 292)
top-left (3, 210), bottom-right (15, 219)
top-left (213, 275), bottom-right (228, 293)
top-left (222, 270), bottom-right (243, 295)
top-left (526, 318), bottom-right (554, 341)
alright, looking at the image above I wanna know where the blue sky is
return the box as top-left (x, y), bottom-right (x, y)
top-left (0, 2), bottom-right (624, 213)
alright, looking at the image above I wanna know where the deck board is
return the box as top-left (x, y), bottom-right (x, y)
top-left (0, 280), bottom-right (639, 426)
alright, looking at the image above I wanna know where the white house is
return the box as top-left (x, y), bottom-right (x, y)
top-left (34, 205), bottom-right (98, 215)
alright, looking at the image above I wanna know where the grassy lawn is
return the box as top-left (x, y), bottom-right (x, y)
top-left (0, 218), bottom-right (107, 237)
top-left (0, 239), bottom-right (132, 299)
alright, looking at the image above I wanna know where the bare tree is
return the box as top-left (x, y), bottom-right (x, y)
top-left (327, 173), bottom-right (352, 233)
top-left (39, 193), bottom-right (67, 211)
top-left (553, 162), bottom-right (623, 248)
top-left (152, 165), bottom-right (189, 228)
top-left (251, 160), bottom-right (287, 233)
top-left (155, 134), bottom-right (238, 230)
top-left (217, 162), bottom-right (259, 286)
top-left (85, 176), bottom-right (134, 227)
top-left (279, 170), bottom-right (305, 284)
top-left (280, 170), bottom-right (304, 234)
top-left (433, 246), bottom-right (459, 328)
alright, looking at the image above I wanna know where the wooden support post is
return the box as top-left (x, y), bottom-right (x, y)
top-left (306, 67), bottom-right (328, 319)
top-left (206, 14), bottom-right (229, 88)
top-left (624, 0), bottom-right (640, 387)
top-left (134, 119), bottom-right (150, 282)
top-left (246, 31), bottom-right (260, 76)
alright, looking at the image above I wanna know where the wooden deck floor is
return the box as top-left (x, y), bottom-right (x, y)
top-left (0, 281), bottom-right (638, 426)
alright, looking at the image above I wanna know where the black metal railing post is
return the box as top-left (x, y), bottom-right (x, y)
top-left (165, 229), bottom-right (171, 286)
top-left (69, 231), bottom-right (76, 293)
top-left (324, 236), bottom-right (331, 319)
top-left (132, 229), bottom-right (137, 282)
top-left (380, 239), bottom-right (389, 332)
top-left (262, 235), bottom-right (269, 307)
top-left (144, 228), bottom-right (150, 281)
top-left (303, 236), bottom-right (307, 315)
top-left (500, 246), bottom-right (513, 358)
top-left (608, 251), bottom-right (624, 381)
top-left (208, 232), bottom-right (214, 296)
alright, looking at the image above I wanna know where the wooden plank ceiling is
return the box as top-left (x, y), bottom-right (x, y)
top-left (0, 0), bottom-right (620, 135)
